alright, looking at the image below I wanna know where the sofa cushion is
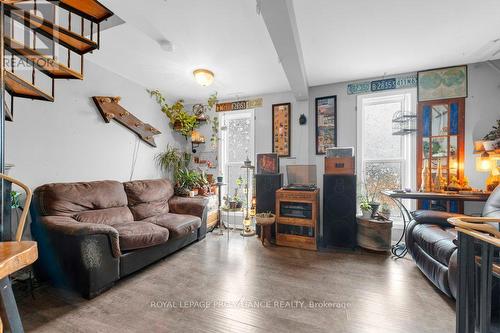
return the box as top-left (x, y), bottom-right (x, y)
top-left (73, 207), bottom-right (133, 225)
top-left (143, 213), bottom-right (201, 239)
top-left (412, 223), bottom-right (457, 266)
top-left (35, 180), bottom-right (128, 216)
top-left (112, 221), bottom-right (169, 251)
top-left (123, 179), bottom-right (174, 220)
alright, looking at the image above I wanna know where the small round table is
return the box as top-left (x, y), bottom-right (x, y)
top-left (356, 216), bottom-right (393, 252)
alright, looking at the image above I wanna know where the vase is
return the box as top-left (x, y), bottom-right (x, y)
top-left (420, 163), bottom-right (431, 192)
top-left (361, 210), bottom-right (372, 219)
top-left (369, 202), bottom-right (380, 218)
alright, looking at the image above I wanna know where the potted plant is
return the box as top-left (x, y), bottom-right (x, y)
top-left (380, 203), bottom-right (391, 219)
top-left (155, 145), bottom-right (187, 175)
top-left (359, 196), bottom-right (372, 218)
top-left (174, 168), bottom-right (203, 197)
top-left (255, 212), bottom-right (275, 225)
top-left (148, 90), bottom-right (198, 137)
top-left (482, 119), bottom-right (500, 151)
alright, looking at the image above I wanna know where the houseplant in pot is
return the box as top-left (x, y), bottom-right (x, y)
top-left (175, 168), bottom-right (202, 197)
top-left (148, 90), bottom-right (198, 137)
top-left (482, 119), bottom-right (500, 151)
top-left (359, 197), bottom-right (372, 218)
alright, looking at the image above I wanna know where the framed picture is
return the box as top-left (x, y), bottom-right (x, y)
top-left (272, 103), bottom-right (291, 157)
top-left (256, 153), bottom-right (279, 174)
top-left (315, 96), bottom-right (337, 155)
top-left (418, 65), bottom-right (467, 102)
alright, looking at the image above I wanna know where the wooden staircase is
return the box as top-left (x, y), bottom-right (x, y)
top-left (0, 0), bottom-right (113, 120)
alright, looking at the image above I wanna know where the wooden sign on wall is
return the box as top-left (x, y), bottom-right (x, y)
top-left (216, 98), bottom-right (263, 112)
top-left (92, 96), bottom-right (161, 147)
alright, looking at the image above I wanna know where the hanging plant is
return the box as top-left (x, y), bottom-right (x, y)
top-left (148, 89), bottom-right (198, 137)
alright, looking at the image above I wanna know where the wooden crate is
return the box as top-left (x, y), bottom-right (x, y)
top-left (325, 157), bottom-right (355, 175)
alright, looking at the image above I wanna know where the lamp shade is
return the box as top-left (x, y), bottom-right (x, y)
top-left (193, 69), bottom-right (214, 86)
top-left (475, 153), bottom-right (492, 172)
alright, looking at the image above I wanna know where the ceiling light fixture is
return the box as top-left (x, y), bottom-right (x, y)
top-left (193, 69), bottom-right (214, 87)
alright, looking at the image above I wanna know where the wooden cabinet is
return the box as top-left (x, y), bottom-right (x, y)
top-left (275, 189), bottom-right (319, 251)
top-left (416, 98), bottom-right (465, 212)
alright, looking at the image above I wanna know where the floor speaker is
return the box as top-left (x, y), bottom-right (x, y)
top-left (321, 175), bottom-right (357, 249)
top-left (255, 174), bottom-right (282, 238)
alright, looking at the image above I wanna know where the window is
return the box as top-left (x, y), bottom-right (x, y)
top-left (219, 109), bottom-right (255, 228)
top-left (357, 90), bottom-right (416, 221)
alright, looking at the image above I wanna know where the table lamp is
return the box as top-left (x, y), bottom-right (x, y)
top-left (475, 152), bottom-right (499, 191)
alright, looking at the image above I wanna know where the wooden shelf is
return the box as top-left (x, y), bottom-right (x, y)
top-left (0, 0), bottom-right (31, 3)
top-left (47, 0), bottom-right (113, 24)
top-left (275, 189), bottom-right (319, 251)
top-left (5, 36), bottom-right (83, 80)
top-left (5, 71), bottom-right (54, 102)
top-left (5, 4), bottom-right (98, 55)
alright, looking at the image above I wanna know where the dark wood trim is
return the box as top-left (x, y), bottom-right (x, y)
top-left (271, 102), bottom-right (291, 158)
top-left (47, 0), bottom-right (114, 24)
top-left (315, 95), bottom-right (337, 155)
top-left (5, 4), bottom-right (98, 55)
top-left (416, 97), bottom-right (466, 211)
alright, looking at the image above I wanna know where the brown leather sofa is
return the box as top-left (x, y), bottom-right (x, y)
top-left (30, 179), bottom-right (208, 299)
top-left (406, 186), bottom-right (499, 300)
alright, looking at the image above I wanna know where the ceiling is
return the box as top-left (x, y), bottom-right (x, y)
top-left (92, 0), bottom-right (500, 102)
top-left (293, 0), bottom-right (500, 86)
top-left (92, 0), bottom-right (289, 103)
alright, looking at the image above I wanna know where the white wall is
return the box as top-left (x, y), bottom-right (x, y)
top-left (6, 61), bottom-right (183, 189)
top-left (308, 60), bottom-right (500, 216)
top-left (195, 91), bottom-right (310, 179)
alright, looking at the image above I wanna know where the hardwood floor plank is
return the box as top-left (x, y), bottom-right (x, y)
top-left (17, 231), bottom-right (455, 333)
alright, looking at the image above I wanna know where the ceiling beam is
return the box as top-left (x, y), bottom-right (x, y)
top-left (259, 0), bottom-right (309, 101)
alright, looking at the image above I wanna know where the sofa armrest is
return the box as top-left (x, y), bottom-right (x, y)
top-left (169, 196), bottom-right (208, 219)
top-left (31, 215), bottom-right (121, 298)
top-left (40, 216), bottom-right (121, 257)
top-left (412, 210), bottom-right (469, 228)
top-left (169, 196), bottom-right (209, 240)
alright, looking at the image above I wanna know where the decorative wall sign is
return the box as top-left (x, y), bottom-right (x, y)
top-left (315, 96), bottom-right (337, 155)
top-left (347, 74), bottom-right (417, 95)
top-left (92, 96), bottom-right (161, 147)
top-left (272, 103), bottom-right (291, 157)
top-left (216, 98), bottom-right (263, 112)
top-left (256, 153), bottom-right (279, 174)
top-left (417, 65), bottom-right (467, 102)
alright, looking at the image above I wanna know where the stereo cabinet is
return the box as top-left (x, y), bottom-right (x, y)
top-left (275, 189), bottom-right (319, 251)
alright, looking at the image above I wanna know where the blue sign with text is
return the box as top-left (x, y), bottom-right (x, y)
top-left (371, 78), bottom-right (396, 92)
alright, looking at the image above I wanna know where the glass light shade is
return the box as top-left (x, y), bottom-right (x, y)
top-left (193, 69), bottom-right (214, 86)
top-left (475, 155), bottom-right (492, 172)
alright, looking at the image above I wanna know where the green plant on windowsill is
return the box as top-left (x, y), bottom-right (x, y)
top-left (359, 196), bottom-right (372, 218)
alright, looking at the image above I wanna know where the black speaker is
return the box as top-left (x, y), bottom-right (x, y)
top-left (255, 174), bottom-right (282, 238)
top-left (321, 175), bottom-right (357, 249)
top-left (256, 174), bottom-right (282, 214)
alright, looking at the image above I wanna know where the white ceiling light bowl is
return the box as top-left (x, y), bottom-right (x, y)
top-left (193, 69), bottom-right (215, 86)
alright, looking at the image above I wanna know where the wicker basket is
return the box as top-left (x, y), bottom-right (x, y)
top-left (255, 214), bottom-right (276, 226)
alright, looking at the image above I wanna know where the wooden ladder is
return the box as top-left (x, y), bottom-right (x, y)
top-left (0, 0), bottom-right (113, 120)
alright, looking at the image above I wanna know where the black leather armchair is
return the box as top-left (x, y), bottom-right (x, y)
top-left (406, 186), bottom-right (500, 298)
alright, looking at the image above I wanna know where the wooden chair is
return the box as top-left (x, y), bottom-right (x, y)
top-left (448, 217), bottom-right (499, 333)
top-left (0, 174), bottom-right (38, 333)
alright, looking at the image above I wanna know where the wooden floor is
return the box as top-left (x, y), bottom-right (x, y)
top-left (17, 230), bottom-right (455, 333)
